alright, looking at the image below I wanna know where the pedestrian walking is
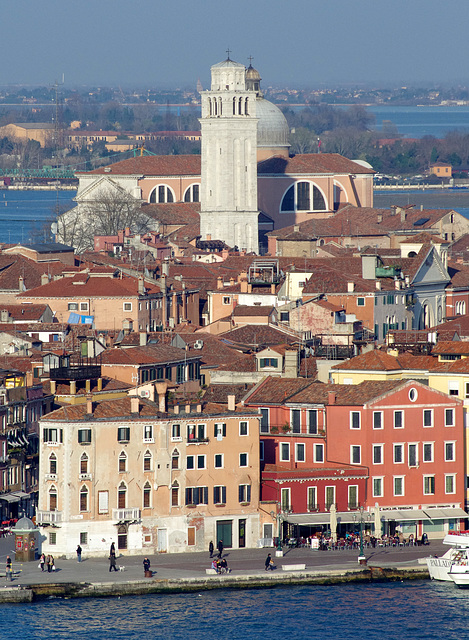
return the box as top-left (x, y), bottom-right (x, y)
top-left (48, 555), bottom-right (55, 572)
top-left (209, 541), bottom-right (214, 558)
top-left (39, 553), bottom-right (45, 572)
top-left (217, 539), bottom-right (223, 558)
top-left (110, 542), bottom-right (116, 558)
top-left (76, 544), bottom-right (82, 562)
top-left (143, 557), bottom-right (151, 577)
top-left (5, 555), bottom-right (12, 581)
top-left (109, 554), bottom-right (118, 572)
top-left (46, 554), bottom-right (52, 573)
top-left (265, 553), bottom-right (275, 571)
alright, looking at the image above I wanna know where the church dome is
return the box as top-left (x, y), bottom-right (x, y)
top-left (255, 97), bottom-right (290, 149)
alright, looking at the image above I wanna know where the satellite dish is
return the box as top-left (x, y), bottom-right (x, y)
top-left (51, 222), bottom-right (58, 235)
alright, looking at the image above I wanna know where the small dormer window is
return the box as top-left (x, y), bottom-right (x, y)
top-left (259, 358), bottom-right (278, 368)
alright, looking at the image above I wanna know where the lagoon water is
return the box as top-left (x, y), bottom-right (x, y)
top-left (0, 581), bottom-right (467, 640)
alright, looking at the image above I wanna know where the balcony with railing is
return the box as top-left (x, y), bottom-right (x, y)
top-left (112, 507), bottom-right (140, 522)
top-left (36, 510), bottom-right (62, 525)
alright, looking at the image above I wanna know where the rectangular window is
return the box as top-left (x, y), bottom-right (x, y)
top-left (325, 486), bottom-right (335, 510)
top-left (80, 532), bottom-right (88, 545)
top-left (214, 454), bottom-right (223, 469)
top-left (372, 477), bottom-right (383, 498)
top-left (171, 424), bottom-right (181, 440)
top-left (357, 297), bottom-right (365, 306)
top-left (445, 442), bottom-right (455, 462)
top-left (281, 487), bottom-right (291, 510)
top-left (445, 409), bottom-right (455, 426)
top-left (314, 443), bottom-right (324, 463)
top-left (222, 296), bottom-right (231, 305)
top-left (186, 455), bottom-right (194, 470)
top-left (351, 445), bottom-right (361, 464)
top-left (185, 486), bottom-right (208, 506)
top-left (143, 425), bottom-right (153, 441)
top-left (68, 303), bottom-right (78, 311)
top-left (445, 474), bottom-right (456, 494)
top-left (197, 455), bottom-right (206, 470)
top-left (176, 364), bottom-right (185, 384)
top-left (280, 443), bottom-right (290, 462)
top-left (238, 484), bottom-right (251, 503)
top-left (373, 412), bottom-right (383, 430)
top-left (394, 476), bottom-right (404, 497)
top-left (214, 423), bottom-right (226, 438)
top-left (79, 302), bottom-right (89, 311)
top-left (465, 382), bottom-right (469, 399)
top-left (423, 409), bottom-right (433, 428)
top-left (424, 475), bottom-right (435, 495)
top-left (423, 442), bottom-right (434, 463)
top-left (295, 443), bottom-right (305, 462)
top-left (350, 411), bottom-right (360, 429)
top-left (393, 411), bottom-right (403, 429)
top-left (260, 409), bottom-right (269, 434)
top-left (408, 443), bottom-right (418, 467)
top-left (259, 358), bottom-right (278, 368)
top-left (117, 427), bottom-right (130, 442)
top-left (448, 380), bottom-right (459, 396)
top-left (98, 490), bottom-right (109, 514)
top-left (394, 444), bottom-right (403, 464)
top-left (260, 441), bottom-right (264, 461)
top-left (307, 486), bottom-right (317, 511)
top-left (291, 409), bottom-right (301, 433)
top-left (348, 485), bottom-right (358, 509)
top-left (214, 485), bottom-right (226, 504)
top-left (239, 421), bottom-right (248, 436)
top-left (123, 302), bottom-right (132, 312)
top-left (308, 410), bottom-right (318, 434)
top-left (373, 444), bottom-right (383, 465)
top-left (49, 532), bottom-right (57, 545)
top-left (78, 429), bottom-right (91, 444)
top-left (43, 428), bottom-right (63, 443)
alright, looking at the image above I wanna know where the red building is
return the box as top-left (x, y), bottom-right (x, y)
top-left (244, 377), bottom-right (466, 541)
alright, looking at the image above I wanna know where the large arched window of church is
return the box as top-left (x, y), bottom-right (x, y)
top-left (280, 181), bottom-right (326, 213)
top-left (149, 185), bottom-right (174, 204)
top-left (184, 184), bottom-right (200, 203)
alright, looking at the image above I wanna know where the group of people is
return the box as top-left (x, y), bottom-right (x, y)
top-left (39, 553), bottom-right (55, 572)
top-left (208, 540), bottom-right (224, 559)
top-left (211, 557), bottom-right (230, 574)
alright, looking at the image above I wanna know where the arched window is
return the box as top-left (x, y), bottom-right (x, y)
top-left (118, 481), bottom-right (127, 509)
top-left (49, 453), bottom-right (57, 475)
top-left (149, 185), bottom-right (174, 204)
top-left (80, 485), bottom-right (88, 512)
top-left (49, 485), bottom-right (57, 511)
top-left (171, 449), bottom-right (180, 470)
top-left (232, 97), bottom-right (236, 115)
top-left (238, 97), bottom-right (243, 115)
top-left (143, 481), bottom-right (152, 508)
top-left (143, 450), bottom-right (152, 472)
top-left (171, 480), bottom-right (179, 507)
top-left (209, 98), bottom-right (212, 116)
top-left (245, 97), bottom-right (249, 115)
top-left (218, 97), bottom-right (222, 115)
top-left (80, 452), bottom-right (88, 475)
top-left (280, 181), bottom-right (326, 213)
top-left (184, 184), bottom-right (200, 203)
top-left (118, 524), bottom-right (128, 550)
top-left (118, 451), bottom-right (127, 473)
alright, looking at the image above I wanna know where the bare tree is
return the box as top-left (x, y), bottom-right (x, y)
top-left (56, 186), bottom-right (153, 252)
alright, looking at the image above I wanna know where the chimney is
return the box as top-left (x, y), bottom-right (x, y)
top-left (50, 380), bottom-right (56, 394)
top-left (86, 393), bottom-right (93, 415)
top-left (395, 279), bottom-right (400, 290)
top-left (185, 404), bottom-right (191, 414)
top-left (155, 382), bottom-right (168, 413)
top-left (131, 396), bottom-right (139, 414)
top-left (284, 349), bottom-right (298, 378)
top-left (375, 281), bottom-right (381, 290)
top-left (138, 277), bottom-right (145, 295)
top-left (196, 403), bottom-right (202, 413)
top-left (41, 273), bottom-right (49, 286)
top-left (377, 214), bottom-right (382, 224)
top-left (217, 276), bottom-right (223, 290)
top-left (401, 210), bottom-right (406, 222)
top-left (293, 225), bottom-right (300, 233)
top-left (328, 391), bottom-right (336, 405)
top-left (228, 394), bottom-right (236, 411)
top-left (162, 261), bottom-right (169, 277)
top-left (140, 332), bottom-right (147, 346)
top-left (70, 380), bottom-right (77, 395)
top-left (18, 276), bottom-right (24, 292)
top-left (174, 404), bottom-right (179, 415)
top-left (97, 378), bottom-right (103, 391)
top-left (347, 282), bottom-right (355, 292)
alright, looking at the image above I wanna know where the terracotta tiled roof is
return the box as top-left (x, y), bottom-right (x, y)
top-left (141, 202), bottom-right (200, 226)
top-left (0, 254), bottom-right (66, 292)
top-left (42, 376), bottom-right (132, 396)
top-left (331, 350), bottom-right (402, 371)
top-left (215, 352), bottom-right (257, 373)
top-left (432, 341), bottom-right (469, 356)
top-left (0, 304), bottom-right (50, 321)
top-left (257, 154), bottom-right (375, 175)
top-left (174, 332), bottom-right (242, 367)
top-left (431, 314), bottom-right (469, 338)
top-left (219, 324), bottom-right (298, 347)
top-left (101, 344), bottom-right (193, 366)
top-left (232, 305), bottom-right (274, 317)
top-left (202, 384), bottom-right (254, 404)
top-left (81, 155), bottom-right (201, 177)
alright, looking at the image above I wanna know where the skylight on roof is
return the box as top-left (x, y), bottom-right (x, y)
top-left (414, 217), bottom-right (430, 227)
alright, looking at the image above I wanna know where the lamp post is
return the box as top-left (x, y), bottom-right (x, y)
top-left (353, 506), bottom-right (370, 565)
top-left (270, 505), bottom-right (292, 557)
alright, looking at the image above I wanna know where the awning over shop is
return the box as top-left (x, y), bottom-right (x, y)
top-left (286, 512), bottom-right (371, 526)
top-left (286, 508), bottom-right (468, 527)
top-left (0, 491), bottom-right (30, 503)
top-left (424, 508), bottom-right (468, 519)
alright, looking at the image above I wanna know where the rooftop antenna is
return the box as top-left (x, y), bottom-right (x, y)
top-left (52, 74), bottom-right (65, 221)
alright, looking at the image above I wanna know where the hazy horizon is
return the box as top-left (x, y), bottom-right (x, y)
top-left (2, 0), bottom-right (469, 88)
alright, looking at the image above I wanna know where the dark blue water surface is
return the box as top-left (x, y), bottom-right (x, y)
top-left (367, 105), bottom-right (469, 139)
top-left (0, 190), bottom-right (76, 244)
top-left (0, 582), bottom-right (467, 640)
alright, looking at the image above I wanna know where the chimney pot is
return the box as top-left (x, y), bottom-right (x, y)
top-left (328, 391), bottom-right (336, 405)
top-left (131, 396), bottom-right (139, 414)
top-left (228, 394), bottom-right (236, 411)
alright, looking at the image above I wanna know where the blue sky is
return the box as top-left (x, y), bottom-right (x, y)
top-left (2, 0), bottom-right (469, 88)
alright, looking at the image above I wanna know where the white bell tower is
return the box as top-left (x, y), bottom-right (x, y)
top-left (199, 55), bottom-right (259, 253)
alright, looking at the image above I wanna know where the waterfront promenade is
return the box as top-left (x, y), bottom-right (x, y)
top-left (0, 534), bottom-right (443, 601)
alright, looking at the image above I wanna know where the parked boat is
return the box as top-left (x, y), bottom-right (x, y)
top-left (427, 532), bottom-right (469, 582)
